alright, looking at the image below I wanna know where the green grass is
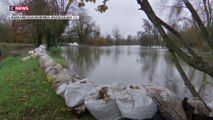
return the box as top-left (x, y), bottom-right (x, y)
top-left (47, 47), bottom-right (66, 66)
top-left (0, 55), bottom-right (95, 120)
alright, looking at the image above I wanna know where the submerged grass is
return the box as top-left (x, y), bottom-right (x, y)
top-left (0, 53), bottom-right (95, 119)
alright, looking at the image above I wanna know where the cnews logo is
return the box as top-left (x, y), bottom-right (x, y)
top-left (10, 6), bottom-right (30, 11)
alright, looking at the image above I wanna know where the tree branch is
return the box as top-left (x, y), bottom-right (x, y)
top-left (170, 50), bottom-right (211, 112)
top-left (182, 0), bottom-right (213, 51)
top-left (137, 0), bottom-right (213, 78)
top-left (157, 17), bottom-right (198, 58)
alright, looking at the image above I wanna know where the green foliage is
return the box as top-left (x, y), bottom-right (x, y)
top-left (0, 19), bottom-right (10, 42)
top-left (201, 79), bottom-right (210, 87)
top-left (88, 36), bottom-right (108, 46)
top-left (0, 55), bottom-right (95, 119)
top-left (180, 26), bottom-right (204, 49)
top-left (48, 47), bottom-right (61, 56)
top-left (47, 47), bottom-right (66, 65)
top-left (76, 0), bottom-right (109, 13)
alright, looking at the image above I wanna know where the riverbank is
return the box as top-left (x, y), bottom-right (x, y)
top-left (0, 52), bottom-right (95, 119)
top-left (0, 43), bottom-right (34, 60)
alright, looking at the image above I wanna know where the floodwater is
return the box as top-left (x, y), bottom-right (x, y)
top-left (61, 45), bottom-right (213, 102)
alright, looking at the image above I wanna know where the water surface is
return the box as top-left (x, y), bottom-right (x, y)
top-left (61, 45), bottom-right (213, 101)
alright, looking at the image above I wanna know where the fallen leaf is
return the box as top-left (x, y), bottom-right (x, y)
top-left (19, 95), bottom-right (29, 102)
top-left (60, 107), bottom-right (67, 112)
top-left (54, 117), bottom-right (64, 120)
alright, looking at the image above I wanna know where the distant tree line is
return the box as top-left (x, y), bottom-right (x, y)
top-left (0, 0), bottom-right (212, 50)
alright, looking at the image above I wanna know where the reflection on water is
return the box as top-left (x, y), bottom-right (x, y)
top-left (61, 45), bottom-right (213, 101)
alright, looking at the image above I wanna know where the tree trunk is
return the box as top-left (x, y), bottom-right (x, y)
top-left (183, 0), bottom-right (213, 53)
top-left (137, 0), bottom-right (213, 79)
top-left (46, 29), bottom-right (52, 50)
top-left (137, 0), bottom-right (212, 112)
top-left (36, 27), bottom-right (43, 47)
top-left (170, 50), bottom-right (211, 112)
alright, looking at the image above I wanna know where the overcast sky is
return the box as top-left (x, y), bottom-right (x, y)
top-left (84, 0), bottom-right (145, 38)
top-left (84, 0), bottom-right (162, 38)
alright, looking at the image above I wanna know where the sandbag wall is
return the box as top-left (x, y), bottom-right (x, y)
top-left (27, 45), bottom-right (213, 120)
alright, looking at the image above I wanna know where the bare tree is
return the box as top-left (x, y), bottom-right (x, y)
top-left (112, 27), bottom-right (121, 45)
top-left (69, 11), bottom-right (96, 44)
top-left (164, 0), bottom-right (213, 52)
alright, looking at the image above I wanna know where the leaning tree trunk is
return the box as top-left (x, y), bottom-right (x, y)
top-left (170, 50), bottom-right (211, 112)
top-left (182, 0), bottom-right (213, 53)
top-left (137, 0), bottom-right (212, 111)
top-left (137, 0), bottom-right (213, 79)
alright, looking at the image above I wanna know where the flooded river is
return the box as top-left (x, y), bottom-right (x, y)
top-left (61, 45), bottom-right (213, 102)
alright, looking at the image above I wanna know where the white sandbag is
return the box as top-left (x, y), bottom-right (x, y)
top-left (34, 47), bottom-right (45, 55)
top-left (42, 59), bottom-right (55, 68)
top-left (39, 55), bottom-right (55, 69)
top-left (188, 98), bottom-right (210, 116)
top-left (35, 45), bottom-right (46, 53)
top-left (116, 84), bottom-right (157, 119)
top-left (57, 82), bottom-right (68, 96)
top-left (55, 69), bottom-right (73, 95)
top-left (38, 53), bottom-right (48, 59)
top-left (64, 79), bottom-right (94, 108)
top-left (207, 101), bottom-right (213, 111)
top-left (109, 82), bottom-right (126, 97)
top-left (51, 68), bottom-right (72, 89)
top-left (56, 81), bottom-right (72, 98)
top-left (44, 63), bottom-right (62, 74)
top-left (28, 50), bottom-right (34, 54)
top-left (70, 74), bottom-right (82, 83)
top-left (31, 53), bottom-right (38, 58)
top-left (110, 82), bottom-right (126, 92)
top-left (39, 55), bottom-right (51, 66)
top-left (22, 55), bottom-right (32, 61)
top-left (145, 85), bottom-right (187, 120)
top-left (85, 84), bottom-right (122, 120)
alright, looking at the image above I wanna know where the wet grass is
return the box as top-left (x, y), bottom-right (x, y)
top-left (0, 54), bottom-right (95, 119)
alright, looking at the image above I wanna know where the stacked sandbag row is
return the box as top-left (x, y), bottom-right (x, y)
top-left (84, 83), bottom-right (158, 120)
top-left (26, 46), bottom-right (163, 119)
top-left (29, 45), bottom-right (213, 120)
top-left (30, 46), bottom-right (86, 106)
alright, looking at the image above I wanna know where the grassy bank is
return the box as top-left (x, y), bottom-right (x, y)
top-left (0, 53), bottom-right (95, 119)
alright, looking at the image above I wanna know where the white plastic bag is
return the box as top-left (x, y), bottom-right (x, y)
top-left (64, 79), bottom-right (94, 108)
top-left (116, 84), bottom-right (157, 119)
top-left (84, 84), bottom-right (122, 120)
